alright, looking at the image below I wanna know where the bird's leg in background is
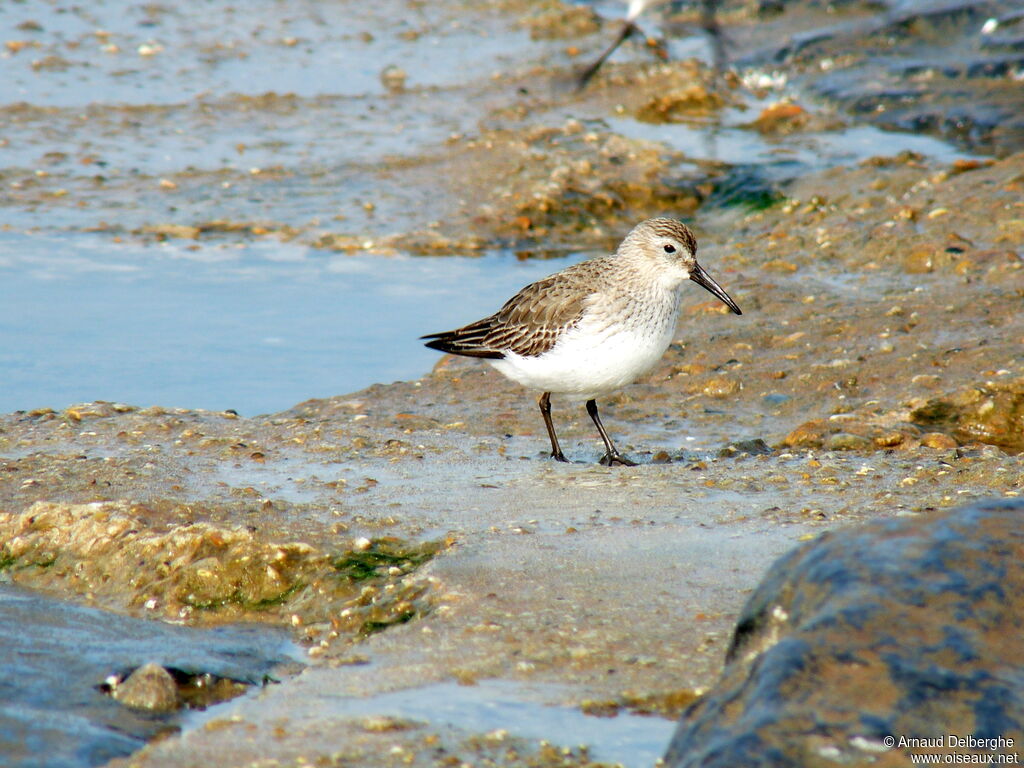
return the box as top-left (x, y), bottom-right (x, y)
top-left (539, 392), bottom-right (569, 462)
top-left (701, 0), bottom-right (728, 83)
top-left (577, 20), bottom-right (638, 89)
top-left (587, 399), bottom-right (637, 467)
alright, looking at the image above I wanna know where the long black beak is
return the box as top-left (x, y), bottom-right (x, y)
top-left (690, 262), bottom-right (742, 315)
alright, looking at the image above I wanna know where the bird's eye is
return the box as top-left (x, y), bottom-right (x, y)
top-left (663, 244), bottom-right (676, 254)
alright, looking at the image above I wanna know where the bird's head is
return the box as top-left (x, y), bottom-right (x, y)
top-left (620, 218), bottom-right (742, 315)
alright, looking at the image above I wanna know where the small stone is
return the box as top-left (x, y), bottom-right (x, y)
top-left (702, 377), bottom-right (740, 398)
top-left (380, 65), bottom-right (407, 92)
top-left (140, 223), bottom-right (200, 240)
top-left (749, 102), bottom-right (809, 133)
top-left (783, 420), bottom-right (830, 449)
top-left (635, 85), bottom-right (724, 123)
top-left (903, 247), bottom-right (936, 274)
top-left (112, 663), bottom-right (179, 712)
top-left (361, 715), bottom-right (418, 732)
top-left (720, 439), bottom-right (772, 458)
top-left (873, 431), bottom-right (906, 448)
top-left (920, 432), bottom-right (958, 450)
top-left (761, 259), bottom-right (799, 272)
top-left (826, 433), bottom-right (872, 451)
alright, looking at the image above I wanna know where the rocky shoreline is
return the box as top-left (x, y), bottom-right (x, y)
top-left (1, 0), bottom-right (1023, 765)
top-left (3, 147), bottom-right (1022, 765)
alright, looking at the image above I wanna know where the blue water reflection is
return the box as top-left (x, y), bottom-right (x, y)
top-left (0, 232), bottom-right (580, 415)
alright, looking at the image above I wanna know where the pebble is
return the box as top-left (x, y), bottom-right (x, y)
top-left (111, 663), bottom-right (179, 712)
top-left (826, 433), bottom-right (872, 451)
top-left (920, 432), bottom-right (958, 450)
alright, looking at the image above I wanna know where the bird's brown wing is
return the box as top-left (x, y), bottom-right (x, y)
top-left (421, 262), bottom-right (601, 359)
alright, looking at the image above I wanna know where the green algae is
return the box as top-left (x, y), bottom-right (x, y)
top-left (333, 539), bottom-right (442, 582)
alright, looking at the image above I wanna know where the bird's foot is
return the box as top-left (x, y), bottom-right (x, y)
top-left (550, 450), bottom-right (570, 463)
top-left (599, 452), bottom-right (637, 467)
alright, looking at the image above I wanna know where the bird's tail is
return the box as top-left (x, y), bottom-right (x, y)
top-left (420, 327), bottom-right (505, 359)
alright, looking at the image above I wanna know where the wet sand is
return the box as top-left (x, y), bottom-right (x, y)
top-left (1, 0), bottom-right (1023, 765)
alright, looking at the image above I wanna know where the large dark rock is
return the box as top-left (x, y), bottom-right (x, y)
top-left (664, 499), bottom-right (1024, 767)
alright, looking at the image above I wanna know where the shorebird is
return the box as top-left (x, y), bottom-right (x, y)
top-left (422, 218), bottom-right (742, 465)
top-left (577, 0), bottom-right (724, 89)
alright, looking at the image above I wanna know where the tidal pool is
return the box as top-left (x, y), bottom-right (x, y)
top-left (0, 585), bottom-right (295, 768)
top-left (0, 231), bottom-right (580, 415)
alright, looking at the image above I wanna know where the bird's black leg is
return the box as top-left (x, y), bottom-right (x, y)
top-left (586, 399), bottom-right (636, 466)
top-left (538, 392), bottom-right (569, 462)
top-left (701, 0), bottom-right (728, 82)
top-left (577, 20), bottom-right (637, 90)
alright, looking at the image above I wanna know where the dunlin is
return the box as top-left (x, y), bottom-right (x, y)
top-left (577, 0), bottom-right (724, 89)
top-left (422, 218), bottom-right (741, 466)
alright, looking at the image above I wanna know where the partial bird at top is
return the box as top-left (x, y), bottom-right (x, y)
top-left (577, 0), bottom-right (725, 89)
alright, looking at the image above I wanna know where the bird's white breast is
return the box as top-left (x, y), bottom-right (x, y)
top-left (489, 290), bottom-right (681, 400)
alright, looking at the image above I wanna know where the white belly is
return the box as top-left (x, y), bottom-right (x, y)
top-left (489, 309), bottom-right (678, 399)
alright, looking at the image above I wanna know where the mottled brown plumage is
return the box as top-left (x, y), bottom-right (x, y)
top-left (422, 257), bottom-right (615, 358)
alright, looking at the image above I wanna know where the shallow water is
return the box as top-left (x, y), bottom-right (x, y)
top-left (290, 678), bottom-right (677, 768)
top-left (0, 584), bottom-right (295, 768)
top-left (0, 0), bottom-right (533, 107)
top-left (611, 115), bottom-right (973, 181)
top-left (0, 231), bottom-right (581, 415)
